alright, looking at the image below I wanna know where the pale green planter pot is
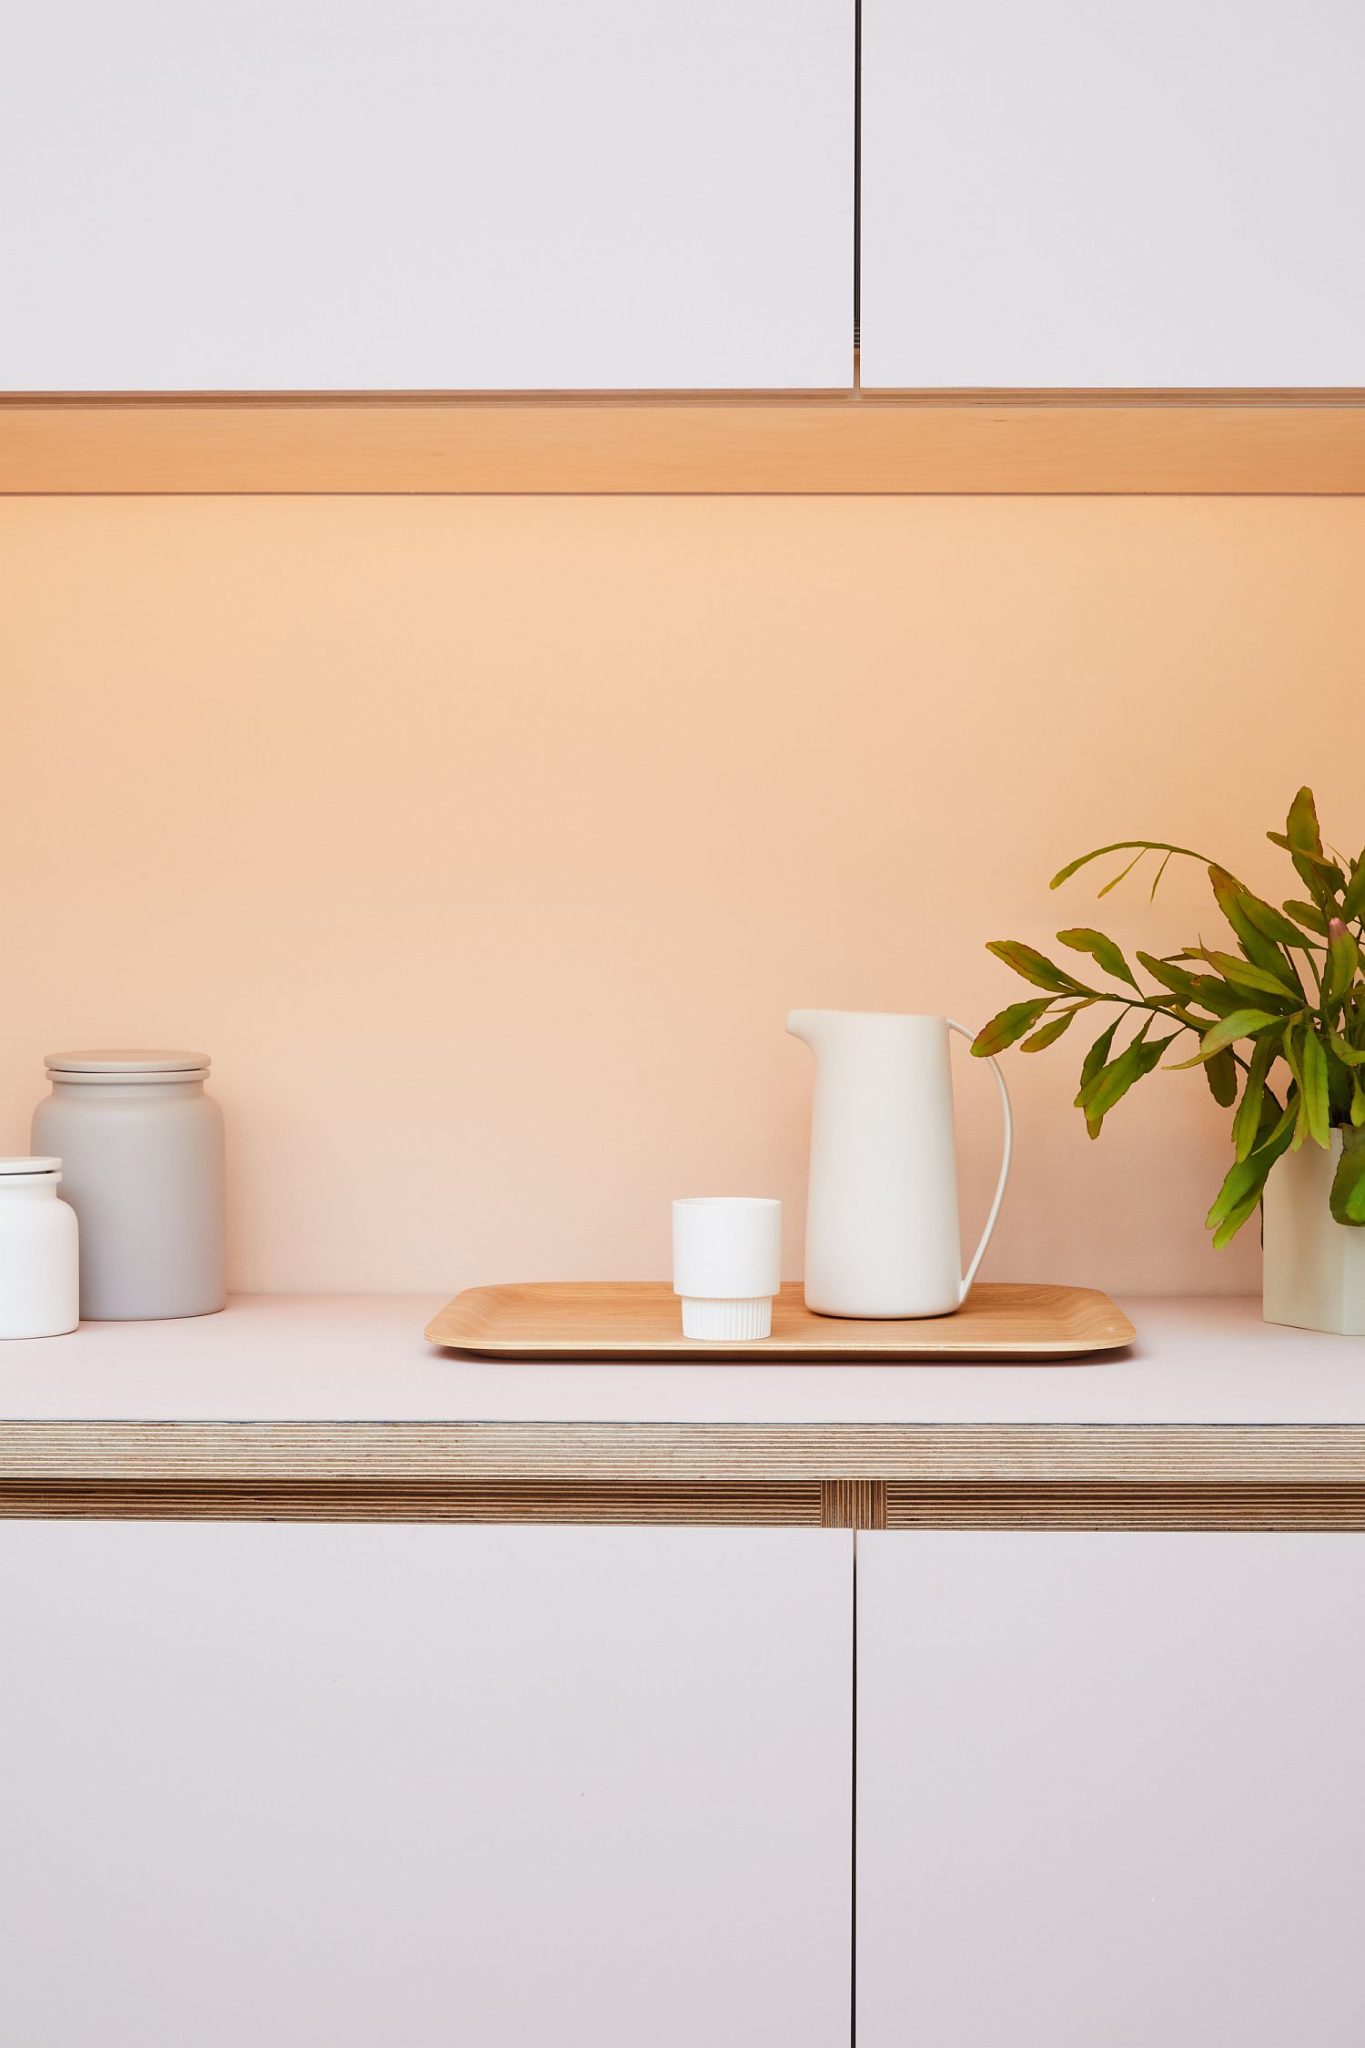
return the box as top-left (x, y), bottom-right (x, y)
top-left (1262, 1131), bottom-right (1365, 1337)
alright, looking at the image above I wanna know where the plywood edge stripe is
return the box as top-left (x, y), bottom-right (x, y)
top-left (7, 1419), bottom-right (1365, 1481)
top-left (4, 1420), bottom-right (1365, 1529)
top-left (0, 1480), bottom-right (825, 1527)
top-left (6, 1477), bottom-right (1365, 1530)
top-left (4, 396), bottom-right (1365, 493)
top-left (821, 1479), bottom-right (889, 1528)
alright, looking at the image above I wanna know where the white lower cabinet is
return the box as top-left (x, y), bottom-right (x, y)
top-left (12, 1518), bottom-right (1361, 2046)
top-left (856, 1531), bottom-right (1365, 2047)
top-left (0, 1523), bottom-right (852, 2048)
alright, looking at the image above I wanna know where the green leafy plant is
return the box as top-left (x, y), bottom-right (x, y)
top-left (971, 787), bottom-right (1365, 1245)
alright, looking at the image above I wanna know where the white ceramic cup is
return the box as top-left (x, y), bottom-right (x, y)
top-left (672, 1197), bottom-right (782, 1341)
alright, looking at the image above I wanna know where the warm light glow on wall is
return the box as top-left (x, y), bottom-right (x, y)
top-left (3, 494), bottom-right (1361, 1295)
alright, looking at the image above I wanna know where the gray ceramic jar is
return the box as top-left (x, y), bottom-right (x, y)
top-left (32, 1052), bottom-right (226, 1321)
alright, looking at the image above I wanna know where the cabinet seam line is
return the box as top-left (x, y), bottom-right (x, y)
top-left (851, 1525), bottom-right (858, 2045)
top-left (853, 0), bottom-right (862, 383)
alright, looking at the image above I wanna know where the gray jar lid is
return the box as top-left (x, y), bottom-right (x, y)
top-left (45, 1050), bottom-right (211, 1080)
top-left (0, 1156), bottom-right (62, 1176)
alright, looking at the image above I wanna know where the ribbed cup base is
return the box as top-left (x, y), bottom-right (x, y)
top-left (679, 1295), bottom-right (773, 1342)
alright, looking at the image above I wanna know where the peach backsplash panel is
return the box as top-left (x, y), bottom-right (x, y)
top-left (2, 494), bottom-right (1361, 1295)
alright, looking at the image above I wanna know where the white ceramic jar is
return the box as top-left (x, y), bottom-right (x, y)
top-left (32, 1051), bottom-right (226, 1322)
top-left (0, 1157), bottom-right (80, 1339)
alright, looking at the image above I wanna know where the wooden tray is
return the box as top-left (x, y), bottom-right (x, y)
top-left (426, 1281), bottom-right (1134, 1362)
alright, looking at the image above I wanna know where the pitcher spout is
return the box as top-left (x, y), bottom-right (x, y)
top-left (786, 1009), bottom-right (825, 1049)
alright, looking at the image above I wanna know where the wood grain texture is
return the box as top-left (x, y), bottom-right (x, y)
top-left (882, 1484), bottom-right (1365, 1530)
top-left (427, 1280), bottom-right (1135, 1361)
top-left (0, 1480), bottom-right (822, 1526)
top-left (821, 1480), bottom-right (889, 1529)
top-left (4, 1420), bottom-right (1365, 1528)
top-left (4, 395), bottom-right (1365, 494)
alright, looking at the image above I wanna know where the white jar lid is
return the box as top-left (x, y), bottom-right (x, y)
top-left (45, 1049), bottom-right (210, 1081)
top-left (0, 1156), bottom-right (61, 1177)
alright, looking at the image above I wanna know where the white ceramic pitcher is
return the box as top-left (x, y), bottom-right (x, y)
top-left (787, 1010), bottom-right (1013, 1319)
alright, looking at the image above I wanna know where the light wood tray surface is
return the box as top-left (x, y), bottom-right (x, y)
top-left (426, 1282), bottom-right (1135, 1363)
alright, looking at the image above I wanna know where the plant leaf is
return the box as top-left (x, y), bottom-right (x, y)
top-left (1056, 928), bottom-right (1140, 989)
top-left (1204, 1045), bottom-right (1240, 1108)
top-left (1211, 1191), bottom-right (1268, 1249)
top-left (1206, 1101), bottom-right (1296, 1243)
top-left (1231, 1038), bottom-right (1276, 1161)
top-left (1075, 1017), bottom-right (1151, 1108)
top-left (1169, 1009), bottom-right (1285, 1067)
top-left (1283, 898), bottom-right (1330, 937)
top-left (1252, 1088), bottom-right (1300, 1157)
top-left (1342, 852), bottom-right (1365, 924)
top-left (1330, 1126), bottom-right (1365, 1225)
top-left (1189, 948), bottom-right (1299, 1003)
top-left (1327, 918), bottom-right (1360, 1004)
top-left (1078, 1016), bottom-right (1120, 1094)
top-left (1183, 975), bottom-right (1249, 1019)
top-left (1097, 852), bottom-right (1146, 898)
top-left (1206, 1158), bottom-right (1267, 1234)
top-left (1286, 786), bottom-right (1323, 856)
top-left (1281, 1024), bottom-right (1311, 1151)
top-left (1329, 1028), bottom-right (1365, 1068)
top-left (1209, 866), bottom-right (1303, 987)
top-left (1267, 831), bottom-right (1345, 910)
top-left (985, 941), bottom-right (1086, 994)
top-left (971, 999), bottom-right (1053, 1057)
top-left (1136, 950), bottom-right (1197, 995)
top-left (1326, 1038), bottom-right (1353, 1127)
top-left (1301, 1025), bottom-right (1332, 1148)
top-left (1267, 835), bottom-right (1341, 877)
top-left (1020, 1007), bottom-right (1084, 1052)
top-left (1048, 839), bottom-right (1213, 892)
top-left (1239, 892), bottom-right (1319, 951)
top-left (1076, 1030), bottom-right (1178, 1134)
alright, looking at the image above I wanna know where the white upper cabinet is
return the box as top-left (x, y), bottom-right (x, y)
top-left (0, 0), bottom-right (853, 391)
top-left (860, 0), bottom-right (1365, 387)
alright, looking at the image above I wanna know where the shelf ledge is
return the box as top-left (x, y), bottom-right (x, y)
top-left (4, 393), bottom-right (1365, 494)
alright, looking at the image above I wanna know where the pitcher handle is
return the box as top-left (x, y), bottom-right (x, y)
top-left (947, 1019), bottom-right (1014, 1306)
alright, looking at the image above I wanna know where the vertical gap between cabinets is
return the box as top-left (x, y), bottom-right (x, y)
top-left (852, 0), bottom-right (862, 383)
top-left (851, 1527), bottom-right (859, 2043)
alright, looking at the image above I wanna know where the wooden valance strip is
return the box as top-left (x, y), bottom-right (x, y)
top-left (3, 392), bottom-right (1365, 493)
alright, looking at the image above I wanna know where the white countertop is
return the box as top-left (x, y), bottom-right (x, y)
top-left (0, 1293), bottom-right (1363, 1428)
